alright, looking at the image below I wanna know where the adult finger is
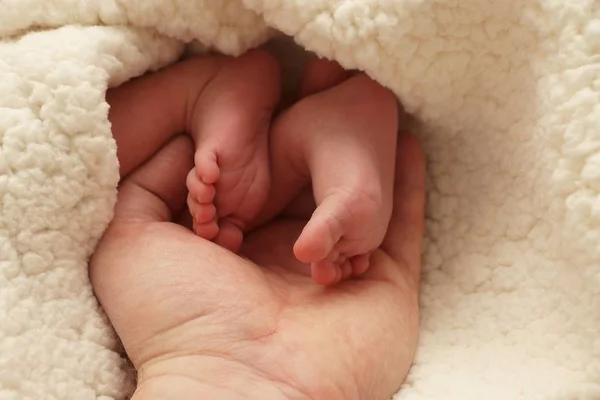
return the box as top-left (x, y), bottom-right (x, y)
top-left (114, 135), bottom-right (194, 223)
top-left (378, 131), bottom-right (427, 283)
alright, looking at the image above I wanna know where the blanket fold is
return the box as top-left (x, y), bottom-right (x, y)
top-left (0, 1), bottom-right (598, 399)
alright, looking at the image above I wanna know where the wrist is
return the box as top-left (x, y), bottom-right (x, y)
top-left (132, 355), bottom-right (310, 400)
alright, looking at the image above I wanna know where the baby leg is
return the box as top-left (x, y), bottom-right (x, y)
top-left (107, 57), bottom-right (224, 177)
top-left (249, 59), bottom-right (350, 229)
top-left (186, 50), bottom-right (281, 253)
top-left (298, 75), bottom-right (398, 285)
top-left (267, 70), bottom-right (399, 285)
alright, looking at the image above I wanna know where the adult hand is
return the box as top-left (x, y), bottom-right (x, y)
top-left (90, 60), bottom-right (426, 400)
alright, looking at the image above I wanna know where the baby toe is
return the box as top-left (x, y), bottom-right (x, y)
top-left (340, 259), bottom-right (353, 281)
top-left (193, 203), bottom-right (217, 224)
top-left (350, 253), bottom-right (371, 276)
top-left (193, 219), bottom-right (219, 240)
top-left (311, 259), bottom-right (340, 286)
top-left (187, 168), bottom-right (216, 203)
top-left (194, 151), bottom-right (220, 184)
top-left (214, 219), bottom-right (243, 254)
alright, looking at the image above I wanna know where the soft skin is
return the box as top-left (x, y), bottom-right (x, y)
top-left (90, 59), bottom-right (426, 399)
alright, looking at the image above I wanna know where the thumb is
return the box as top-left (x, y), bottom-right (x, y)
top-left (115, 135), bottom-right (194, 223)
top-left (375, 131), bottom-right (426, 285)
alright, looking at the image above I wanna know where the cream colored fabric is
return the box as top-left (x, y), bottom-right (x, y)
top-left (0, 1), bottom-right (598, 399)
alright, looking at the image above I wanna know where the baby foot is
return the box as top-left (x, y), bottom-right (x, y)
top-left (187, 50), bottom-right (281, 253)
top-left (289, 73), bottom-right (399, 285)
top-left (293, 184), bottom-right (391, 286)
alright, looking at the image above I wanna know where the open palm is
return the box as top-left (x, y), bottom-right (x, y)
top-left (90, 128), bottom-right (425, 399)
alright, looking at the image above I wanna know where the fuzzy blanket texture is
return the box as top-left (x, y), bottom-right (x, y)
top-left (0, 1), bottom-right (599, 399)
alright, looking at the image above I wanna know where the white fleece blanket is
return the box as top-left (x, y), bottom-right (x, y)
top-left (0, 1), bottom-right (598, 399)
